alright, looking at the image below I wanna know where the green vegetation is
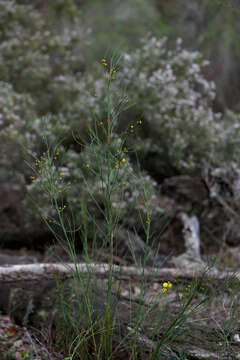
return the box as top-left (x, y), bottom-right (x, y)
top-left (1, 1), bottom-right (240, 358)
top-left (25, 58), bottom-right (240, 359)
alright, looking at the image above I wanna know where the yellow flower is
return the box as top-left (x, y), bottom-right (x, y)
top-left (101, 58), bottom-right (108, 67)
top-left (110, 67), bottom-right (116, 75)
top-left (121, 158), bottom-right (126, 163)
top-left (86, 164), bottom-right (90, 168)
top-left (115, 163), bottom-right (119, 169)
top-left (163, 282), bottom-right (168, 288)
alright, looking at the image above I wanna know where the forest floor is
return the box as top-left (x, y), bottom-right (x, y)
top-left (1, 247), bottom-right (240, 359)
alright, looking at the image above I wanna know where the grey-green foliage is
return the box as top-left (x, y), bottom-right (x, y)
top-left (0, 0), bottom-right (86, 115)
top-left (24, 33), bottom-right (240, 232)
top-left (117, 36), bottom-right (220, 173)
top-left (0, 82), bottom-right (36, 172)
top-left (0, 0), bottom-right (88, 174)
top-left (53, 35), bottom-right (223, 174)
top-left (0, 0), bottom-right (161, 232)
top-left (102, 36), bottom-right (240, 173)
top-left (2, 0), bottom-right (240, 233)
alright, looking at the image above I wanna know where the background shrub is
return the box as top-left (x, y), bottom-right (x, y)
top-left (2, 0), bottom-right (240, 249)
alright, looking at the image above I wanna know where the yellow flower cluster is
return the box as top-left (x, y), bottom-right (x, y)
top-left (101, 58), bottom-right (108, 67)
top-left (58, 205), bottom-right (67, 211)
top-left (43, 216), bottom-right (57, 224)
top-left (101, 58), bottom-right (117, 80)
top-left (109, 66), bottom-right (116, 79)
top-left (162, 281), bottom-right (172, 293)
top-left (30, 147), bottom-right (72, 198)
top-left (32, 152), bottom-right (48, 178)
top-left (30, 148), bottom-right (62, 183)
top-left (115, 157), bottom-right (127, 169)
top-left (124, 120), bottom-right (142, 135)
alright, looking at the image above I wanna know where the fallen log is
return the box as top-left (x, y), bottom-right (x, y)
top-left (0, 262), bottom-right (239, 283)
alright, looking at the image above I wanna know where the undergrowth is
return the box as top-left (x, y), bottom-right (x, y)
top-left (27, 56), bottom-right (240, 360)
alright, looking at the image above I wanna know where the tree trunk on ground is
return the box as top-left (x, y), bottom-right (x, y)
top-left (1, 262), bottom-right (239, 283)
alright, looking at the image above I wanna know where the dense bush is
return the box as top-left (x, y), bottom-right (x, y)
top-left (0, 0), bottom-right (87, 115)
top-left (65, 35), bottom-right (240, 173)
top-left (2, 0), bottom-right (240, 234)
top-left (118, 36), bottom-right (220, 172)
top-left (0, 0), bottom-right (88, 173)
top-left (0, 82), bottom-right (36, 173)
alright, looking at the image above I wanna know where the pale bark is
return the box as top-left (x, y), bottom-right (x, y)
top-left (0, 262), bottom-right (239, 283)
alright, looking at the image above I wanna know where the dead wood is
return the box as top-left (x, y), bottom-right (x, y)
top-left (0, 262), bottom-right (239, 283)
